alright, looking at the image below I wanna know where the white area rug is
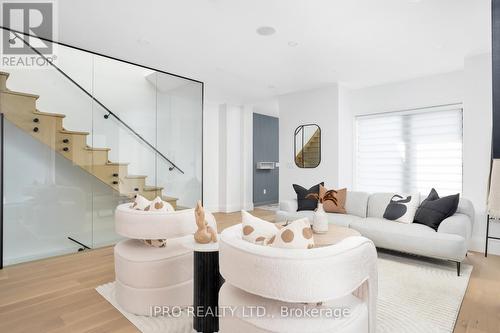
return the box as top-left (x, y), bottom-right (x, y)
top-left (96, 252), bottom-right (472, 333)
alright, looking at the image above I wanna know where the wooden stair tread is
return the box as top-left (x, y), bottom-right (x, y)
top-left (1, 70), bottom-right (168, 203)
top-left (125, 175), bottom-right (147, 179)
top-left (34, 110), bottom-right (66, 118)
top-left (1, 89), bottom-right (39, 99)
top-left (106, 162), bottom-right (129, 166)
top-left (143, 186), bottom-right (163, 191)
top-left (59, 129), bottom-right (89, 135)
top-left (84, 146), bottom-right (111, 151)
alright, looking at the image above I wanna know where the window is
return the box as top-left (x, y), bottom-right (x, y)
top-left (355, 105), bottom-right (463, 195)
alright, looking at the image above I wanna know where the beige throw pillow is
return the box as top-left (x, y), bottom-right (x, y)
top-left (320, 185), bottom-right (347, 214)
top-left (241, 210), bottom-right (280, 244)
top-left (268, 218), bottom-right (315, 249)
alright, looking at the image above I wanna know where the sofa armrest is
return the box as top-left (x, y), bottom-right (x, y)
top-left (437, 213), bottom-right (472, 241)
top-left (280, 199), bottom-right (298, 212)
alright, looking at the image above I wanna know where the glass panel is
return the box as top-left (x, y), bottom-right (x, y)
top-left (1, 35), bottom-right (94, 264)
top-left (0, 28), bottom-right (203, 265)
top-left (156, 74), bottom-right (203, 209)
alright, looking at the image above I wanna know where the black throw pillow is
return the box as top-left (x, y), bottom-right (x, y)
top-left (293, 182), bottom-right (324, 211)
top-left (413, 188), bottom-right (460, 231)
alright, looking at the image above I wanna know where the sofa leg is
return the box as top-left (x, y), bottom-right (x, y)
top-left (456, 262), bottom-right (461, 277)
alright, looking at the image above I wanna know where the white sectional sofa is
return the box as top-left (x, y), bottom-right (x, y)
top-left (276, 192), bottom-right (474, 275)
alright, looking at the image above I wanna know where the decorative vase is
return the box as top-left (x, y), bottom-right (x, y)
top-left (313, 203), bottom-right (328, 234)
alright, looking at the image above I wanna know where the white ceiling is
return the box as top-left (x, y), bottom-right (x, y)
top-left (56, 0), bottom-right (491, 103)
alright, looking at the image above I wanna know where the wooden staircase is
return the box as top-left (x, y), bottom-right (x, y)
top-left (0, 71), bottom-right (177, 207)
top-left (295, 129), bottom-right (321, 168)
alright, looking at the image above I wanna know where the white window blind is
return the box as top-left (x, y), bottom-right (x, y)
top-left (355, 105), bottom-right (463, 195)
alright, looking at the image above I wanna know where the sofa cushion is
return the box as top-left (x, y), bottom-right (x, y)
top-left (414, 189), bottom-right (460, 230)
top-left (367, 193), bottom-right (396, 218)
top-left (268, 218), bottom-right (314, 249)
top-left (383, 193), bottom-right (420, 224)
top-left (293, 182), bottom-right (323, 211)
top-left (241, 210), bottom-right (279, 245)
top-left (350, 217), bottom-right (467, 261)
top-left (320, 185), bottom-right (347, 213)
top-left (276, 210), bottom-right (362, 228)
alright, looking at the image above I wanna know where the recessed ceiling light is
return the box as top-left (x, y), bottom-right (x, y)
top-left (288, 41), bottom-right (298, 47)
top-left (256, 26), bottom-right (276, 36)
top-left (268, 85), bottom-right (276, 89)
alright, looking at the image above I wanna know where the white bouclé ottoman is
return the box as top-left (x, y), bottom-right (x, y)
top-left (114, 238), bottom-right (193, 316)
top-left (113, 203), bottom-right (218, 316)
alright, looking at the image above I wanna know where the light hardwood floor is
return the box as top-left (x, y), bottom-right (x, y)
top-left (0, 209), bottom-right (498, 333)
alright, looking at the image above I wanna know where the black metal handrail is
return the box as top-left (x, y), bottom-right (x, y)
top-left (5, 29), bottom-right (184, 174)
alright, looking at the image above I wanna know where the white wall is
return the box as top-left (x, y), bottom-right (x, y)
top-left (203, 102), bottom-right (220, 212)
top-left (463, 54), bottom-right (497, 254)
top-left (215, 104), bottom-right (254, 213)
top-left (338, 54), bottom-right (496, 254)
top-left (278, 85), bottom-right (340, 201)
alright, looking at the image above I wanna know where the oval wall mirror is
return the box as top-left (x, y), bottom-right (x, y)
top-left (294, 124), bottom-right (321, 168)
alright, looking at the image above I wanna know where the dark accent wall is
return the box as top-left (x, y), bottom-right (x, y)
top-left (253, 113), bottom-right (279, 206)
top-left (493, 0), bottom-right (500, 157)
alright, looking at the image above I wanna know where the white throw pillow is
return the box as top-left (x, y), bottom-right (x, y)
top-left (383, 193), bottom-right (420, 224)
top-left (268, 218), bottom-right (315, 249)
top-left (241, 210), bottom-right (279, 245)
top-left (131, 194), bottom-right (151, 210)
top-left (149, 196), bottom-right (175, 212)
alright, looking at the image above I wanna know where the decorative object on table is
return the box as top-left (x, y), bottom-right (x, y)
top-left (486, 159), bottom-right (500, 257)
top-left (306, 188), bottom-right (338, 233)
top-left (292, 182), bottom-right (324, 211)
top-left (268, 218), bottom-right (315, 249)
top-left (319, 185), bottom-right (347, 213)
top-left (383, 193), bottom-right (420, 224)
top-left (194, 201), bottom-right (218, 244)
top-left (413, 188), bottom-right (460, 230)
top-left (241, 210), bottom-right (279, 244)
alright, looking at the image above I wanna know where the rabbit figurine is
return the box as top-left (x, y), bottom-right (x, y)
top-left (194, 201), bottom-right (218, 244)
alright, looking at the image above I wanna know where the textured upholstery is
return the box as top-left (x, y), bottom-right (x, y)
top-left (115, 204), bottom-right (216, 239)
top-left (219, 224), bottom-right (378, 333)
top-left (219, 283), bottom-right (368, 333)
top-left (114, 239), bottom-right (193, 288)
top-left (114, 238), bottom-right (193, 315)
top-left (345, 191), bottom-right (370, 217)
top-left (350, 218), bottom-right (467, 261)
top-left (113, 207), bottom-right (219, 316)
top-left (367, 193), bottom-right (396, 218)
top-left (276, 209), bottom-right (362, 227)
top-left (277, 192), bottom-right (474, 262)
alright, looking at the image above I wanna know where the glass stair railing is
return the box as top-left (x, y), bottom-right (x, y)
top-left (0, 26), bottom-right (203, 266)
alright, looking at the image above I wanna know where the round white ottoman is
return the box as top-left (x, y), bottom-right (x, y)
top-left (219, 283), bottom-right (368, 333)
top-left (114, 238), bottom-right (193, 316)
